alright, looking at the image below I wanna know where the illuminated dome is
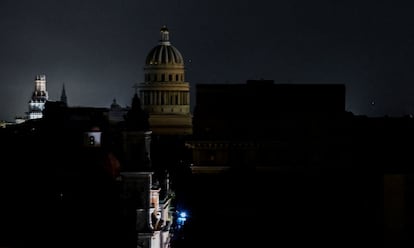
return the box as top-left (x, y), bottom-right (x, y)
top-left (145, 26), bottom-right (184, 66)
top-left (139, 26), bottom-right (192, 135)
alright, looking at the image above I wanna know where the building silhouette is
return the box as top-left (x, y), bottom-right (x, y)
top-left (187, 80), bottom-right (347, 172)
top-left (2, 27), bottom-right (414, 248)
top-left (0, 92), bottom-right (175, 248)
top-left (179, 80), bottom-right (395, 247)
top-left (108, 98), bottom-right (127, 124)
top-left (60, 83), bottom-right (67, 106)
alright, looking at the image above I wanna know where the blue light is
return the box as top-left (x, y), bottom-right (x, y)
top-left (179, 211), bottom-right (187, 218)
top-left (176, 210), bottom-right (189, 227)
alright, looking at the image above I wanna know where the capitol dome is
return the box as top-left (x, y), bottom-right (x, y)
top-left (145, 26), bottom-right (184, 66)
top-left (138, 26), bottom-right (192, 135)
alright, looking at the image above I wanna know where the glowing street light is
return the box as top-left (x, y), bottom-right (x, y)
top-left (177, 210), bottom-right (188, 227)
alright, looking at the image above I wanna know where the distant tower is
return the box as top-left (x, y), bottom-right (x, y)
top-left (138, 26), bottom-right (192, 135)
top-left (28, 74), bottom-right (49, 119)
top-left (60, 83), bottom-right (67, 106)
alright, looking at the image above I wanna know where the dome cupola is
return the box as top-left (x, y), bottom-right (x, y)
top-left (145, 26), bottom-right (184, 66)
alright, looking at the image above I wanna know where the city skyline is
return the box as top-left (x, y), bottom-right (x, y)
top-left (1, 0), bottom-right (414, 121)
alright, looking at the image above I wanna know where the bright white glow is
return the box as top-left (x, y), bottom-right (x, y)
top-left (179, 212), bottom-right (187, 218)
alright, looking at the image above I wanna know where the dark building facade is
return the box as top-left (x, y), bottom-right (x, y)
top-left (0, 95), bottom-right (175, 248)
top-left (180, 80), bottom-right (412, 248)
top-left (188, 80), bottom-right (348, 171)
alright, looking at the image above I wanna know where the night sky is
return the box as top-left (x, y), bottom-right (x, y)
top-left (1, 0), bottom-right (414, 121)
